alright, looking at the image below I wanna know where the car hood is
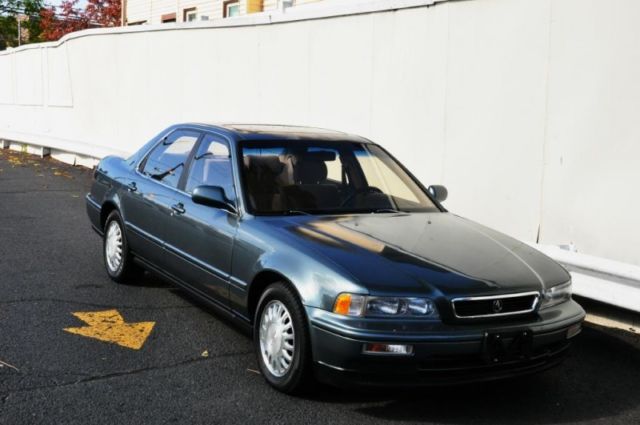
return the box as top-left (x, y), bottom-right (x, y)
top-left (272, 213), bottom-right (569, 298)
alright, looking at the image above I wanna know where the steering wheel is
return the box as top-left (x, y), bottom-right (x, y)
top-left (340, 187), bottom-right (383, 207)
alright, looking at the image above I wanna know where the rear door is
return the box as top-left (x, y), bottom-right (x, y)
top-left (162, 133), bottom-right (239, 304)
top-left (121, 129), bottom-right (200, 267)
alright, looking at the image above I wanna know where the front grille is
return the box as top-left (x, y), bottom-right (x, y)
top-left (451, 292), bottom-right (539, 318)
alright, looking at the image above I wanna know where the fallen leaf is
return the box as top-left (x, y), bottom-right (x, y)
top-left (0, 359), bottom-right (19, 372)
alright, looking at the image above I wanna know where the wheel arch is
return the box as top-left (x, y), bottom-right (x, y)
top-left (99, 190), bottom-right (125, 230)
top-left (100, 200), bottom-right (120, 230)
top-left (247, 269), bottom-right (304, 324)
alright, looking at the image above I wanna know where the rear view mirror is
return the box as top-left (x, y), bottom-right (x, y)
top-left (428, 185), bottom-right (448, 203)
top-left (192, 185), bottom-right (237, 214)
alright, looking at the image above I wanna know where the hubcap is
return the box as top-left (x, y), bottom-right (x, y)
top-left (259, 300), bottom-right (295, 377)
top-left (105, 221), bottom-right (123, 273)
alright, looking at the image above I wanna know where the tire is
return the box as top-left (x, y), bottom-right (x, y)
top-left (103, 210), bottom-right (142, 283)
top-left (254, 282), bottom-right (313, 395)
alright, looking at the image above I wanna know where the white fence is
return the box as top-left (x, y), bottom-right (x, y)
top-left (1, 0), bottom-right (639, 310)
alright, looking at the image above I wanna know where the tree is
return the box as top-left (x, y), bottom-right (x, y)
top-left (22, 0), bottom-right (43, 42)
top-left (85, 0), bottom-right (120, 28)
top-left (39, 0), bottom-right (120, 42)
top-left (0, 0), bottom-right (44, 48)
top-left (39, 0), bottom-right (89, 42)
top-left (0, 0), bottom-right (120, 48)
top-left (0, 13), bottom-right (18, 49)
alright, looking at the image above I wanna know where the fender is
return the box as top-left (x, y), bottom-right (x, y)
top-left (232, 227), bottom-right (367, 315)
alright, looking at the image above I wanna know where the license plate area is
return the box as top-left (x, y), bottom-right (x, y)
top-left (482, 330), bottom-right (533, 364)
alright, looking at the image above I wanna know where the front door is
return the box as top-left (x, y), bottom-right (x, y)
top-left (122, 129), bottom-right (200, 266)
top-left (162, 133), bottom-right (238, 304)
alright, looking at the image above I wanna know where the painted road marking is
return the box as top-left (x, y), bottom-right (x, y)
top-left (64, 310), bottom-right (155, 350)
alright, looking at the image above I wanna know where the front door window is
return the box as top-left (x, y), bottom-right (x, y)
top-left (141, 130), bottom-right (199, 188)
top-left (184, 134), bottom-right (234, 199)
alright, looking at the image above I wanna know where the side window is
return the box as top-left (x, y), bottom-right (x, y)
top-left (141, 130), bottom-right (200, 188)
top-left (185, 134), bottom-right (235, 199)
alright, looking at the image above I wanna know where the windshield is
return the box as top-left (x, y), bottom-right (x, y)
top-left (240, 140), bottom-right (440, 215)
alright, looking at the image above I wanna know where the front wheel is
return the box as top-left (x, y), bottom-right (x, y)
top-left (254, 282), bottom-right (313, 394)
top-left (103, 210), bottom-right (142, 283)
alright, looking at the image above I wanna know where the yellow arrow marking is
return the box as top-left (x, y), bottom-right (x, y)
top-left (64, 310), bottom-right (155, 350)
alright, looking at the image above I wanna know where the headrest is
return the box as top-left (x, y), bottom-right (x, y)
top-left (295, 157), bottom-right (328, 184)
top-left (305, 151), bottom-right (336, 162)
top-left (244, 155), bottom-right (285, 175)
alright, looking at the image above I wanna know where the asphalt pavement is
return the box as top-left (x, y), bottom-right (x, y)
top-left (1, 148), bottom-right (640, 425)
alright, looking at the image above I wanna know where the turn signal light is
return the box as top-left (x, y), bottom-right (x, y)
top-left (333, 293), bottom-right (439, 318)
top-left (333, 293), bottom-right (365, 316)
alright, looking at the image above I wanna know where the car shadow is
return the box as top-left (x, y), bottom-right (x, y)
top-left (306, 324), bottom-right (640, 424)
top-left (169, 285), bottom-right (254, 336)
top-left (120, 270), bottom-right (177, 289)
top-left (122, 271), bottom-right (254, 335)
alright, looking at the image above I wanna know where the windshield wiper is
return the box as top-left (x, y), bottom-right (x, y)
top-left (150, 162), bottom-right (184, 181)
top-left (284, 210), bottom-right (312, 216)
top-left (371, 208), bottom-right (405, 214)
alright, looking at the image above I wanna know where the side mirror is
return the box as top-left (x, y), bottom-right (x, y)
top-left (428, 185), bottom-right (448, 203)
top-left (192, 185), bottom-right (237, 214)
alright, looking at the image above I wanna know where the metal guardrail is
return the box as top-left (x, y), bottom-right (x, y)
top-left (532, 244), bottom-right (640, 314)
top-left (0, 133), bottom-right (123, 168)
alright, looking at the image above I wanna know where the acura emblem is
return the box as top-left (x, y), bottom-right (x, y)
top-left (492, 299), bottom-right (504, 313)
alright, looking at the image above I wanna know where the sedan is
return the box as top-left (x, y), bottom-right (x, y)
top-left (86, 123), bottom-right (585, 394)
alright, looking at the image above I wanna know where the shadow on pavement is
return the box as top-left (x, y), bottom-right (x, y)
top-left (118, 270), bottom-right (177, 289)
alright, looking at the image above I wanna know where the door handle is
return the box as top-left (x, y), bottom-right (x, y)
top-left (127, 182), bottom-right (137, 192)
top-left (171, 203), bottom-right (186, 215)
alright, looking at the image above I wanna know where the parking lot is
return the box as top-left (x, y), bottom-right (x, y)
top-left (1, 149), bottom-right (640, 425)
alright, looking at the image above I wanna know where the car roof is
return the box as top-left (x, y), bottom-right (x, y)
top-left (182, 123), bottom-right (373, 144)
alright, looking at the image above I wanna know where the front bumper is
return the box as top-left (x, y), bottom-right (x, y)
top-left (306, 299), bottom-right (585, 387)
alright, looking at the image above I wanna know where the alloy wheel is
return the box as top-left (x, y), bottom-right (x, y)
top-left (105, 221), bottom-right (123, 273)
top-left (259, 300), bottom-right (296, 377)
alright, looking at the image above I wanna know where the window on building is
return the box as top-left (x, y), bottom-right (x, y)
top-left (127, 20), bottom-right (147, 26)
top-left (161, 13), bottom-right (177, 23)
top-left (183, 8), bottom-right (197, 22)
top-left (246, 0), bottom-right (264, 14)
top-left (223, 0), bottom-right (240, 17)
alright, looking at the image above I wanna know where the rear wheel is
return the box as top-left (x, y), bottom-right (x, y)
top-left (103, 210), bottom-right (142, 283)
top-left (254, 282), bottom-right (313, 394)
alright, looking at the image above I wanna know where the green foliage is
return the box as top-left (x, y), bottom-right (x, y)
top-left (0, 0), bottom-right (44, 49)
top-left (0, 13), bottom-right (18, 49)
top-left (22, 0), bottom-right (43, 42)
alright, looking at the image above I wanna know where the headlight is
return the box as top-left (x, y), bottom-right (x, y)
top-left (333, 293), bottom-right (439, 318)
top-left (540, 281), bottom-right (572, 309)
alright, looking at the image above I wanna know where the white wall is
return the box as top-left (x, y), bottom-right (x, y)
top-left (1, 0), bottom-right (639, 267)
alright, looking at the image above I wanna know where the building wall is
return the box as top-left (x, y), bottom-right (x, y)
top-left (1, 0), bottom-right (639, 266)
top-left (262, 0), bottom-right (322, 11)
top-left (127, 0), bottom-right (221, 24)
top-left (126, 0), bottom-right (323, 24)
